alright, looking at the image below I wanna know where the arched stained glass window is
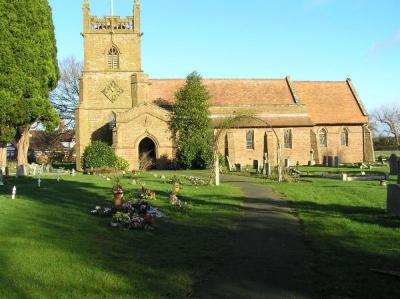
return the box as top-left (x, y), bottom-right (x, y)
top-left (246, 130), bottom-right (254, 149)
top-left (108, 46), bottom-right (119, 69)
top-left (319, 128), bottom-right (327, 147)
top-left (341, 128), bottom-right (349, 146)
top-left (284, 129), bottom-right (292, 149)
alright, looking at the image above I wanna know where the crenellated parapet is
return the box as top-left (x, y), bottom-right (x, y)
top-left (89, 16), bottom-right (134, 32)
top-left (82, 0), bottom-right (140, 34)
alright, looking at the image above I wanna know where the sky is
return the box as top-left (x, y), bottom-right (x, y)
top-left (48, 0), bottom-right (399, 111)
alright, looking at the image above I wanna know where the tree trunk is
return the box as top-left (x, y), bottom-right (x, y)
top-left (0, 145), bottom-right (6, 171)
top-left (16, 127), bottom-right (30, 176)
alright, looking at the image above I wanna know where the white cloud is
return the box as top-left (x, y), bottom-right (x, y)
top-left (369, 31), bottom-right (400, 55)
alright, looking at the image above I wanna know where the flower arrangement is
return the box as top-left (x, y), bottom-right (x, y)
top-left (91, 197), bottom-right (165, 230)
top-left (184, 176), bottom-right (206, 186)
top-left (140, 186), bottom-right (156, 200)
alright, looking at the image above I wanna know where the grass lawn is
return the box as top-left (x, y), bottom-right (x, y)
top-left (375, 150), bottom-right (400, 159)
top-left (264, 168), bottom-right (400, 298)
top-left (0, 172), bottom-right (242, 298)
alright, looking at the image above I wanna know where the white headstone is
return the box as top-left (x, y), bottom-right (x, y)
top-left (342, 173), bottom-right (348, 181)
top-left (12, 186), bottom-right (16, 199)
top-left (38, 178), bottom-right (41, 188)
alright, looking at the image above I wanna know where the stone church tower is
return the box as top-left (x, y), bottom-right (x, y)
top-left (76, 0), bottom-right (175, 170)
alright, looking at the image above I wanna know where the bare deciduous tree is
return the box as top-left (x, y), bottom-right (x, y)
top-left (50, 57), bottom-right (82, 129)
top-left (372, 104), bottom-right (400, 149)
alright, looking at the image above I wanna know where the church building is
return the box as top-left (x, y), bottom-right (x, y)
top-left (75, 0), bottom-right (375, 170)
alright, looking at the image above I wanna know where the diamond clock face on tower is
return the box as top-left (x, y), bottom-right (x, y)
top-left (102, 81), bottom-right (124, 103)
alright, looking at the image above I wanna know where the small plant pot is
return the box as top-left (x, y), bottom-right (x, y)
top-left (113, 189), bottom-right (124, 208)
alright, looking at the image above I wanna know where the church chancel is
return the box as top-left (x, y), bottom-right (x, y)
top-left (76, 0), bottom-right (374, 170)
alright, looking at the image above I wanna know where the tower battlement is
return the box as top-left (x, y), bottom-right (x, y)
top-left (83, 0), bottom-right (140, 34)
top-left (89, 16), bottom-right (134, 32)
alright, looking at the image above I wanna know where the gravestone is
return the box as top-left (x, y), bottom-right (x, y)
top-left (398, 160), bottom-right (400, 184)
top-left (235, 164), bottom-right (241, 172)
top-left (334, 156), bottom-right (340, 167)
top-left (327, 156), bottom-right (334, 167)
top-left (16, 165), bottom-right (27, 177)
top-left (342, 173), bottom-right (348, 181)
top-left (284, 159), bottom-right (290, 169)
top-left (0, 169), bottom-right (3, 186)
top-left (308, 149), bottom-right (316, 166)
top-left (253, 160), bottom-right (259, 171)
top-left (387, 160), bottom-right (400, 216)
top-left (323, 156), bottom-right (328, 167)
top-left (32, 164), bottom-right (37, 176)
top-left (5, 167), bottom-right (9, 177)
top-left (389, 154), bottom-right (399, 175)
top-left (263, 160), bottom-right (271, 176)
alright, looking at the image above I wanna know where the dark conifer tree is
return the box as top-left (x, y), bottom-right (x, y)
top-left (0, 0), bottom-right (60, 170)
top-left (170, 71), bottom-right (213, 169)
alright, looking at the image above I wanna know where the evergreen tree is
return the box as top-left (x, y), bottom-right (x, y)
top-left (170, 72), bottom-right (213, 169)
top-left (0, 0), bottom-right (59, 170)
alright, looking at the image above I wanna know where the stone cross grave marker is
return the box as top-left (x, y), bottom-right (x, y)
top-left (389, 154), bottom-right (399, 175)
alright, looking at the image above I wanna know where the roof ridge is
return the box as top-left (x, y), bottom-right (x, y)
top-left (294, 80), bottom-right (347, 83)
top-left (150, 78), bottom-right (287, 81)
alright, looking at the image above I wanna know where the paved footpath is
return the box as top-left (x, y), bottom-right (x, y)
top-left (195, 176), bottom-right (315, 299)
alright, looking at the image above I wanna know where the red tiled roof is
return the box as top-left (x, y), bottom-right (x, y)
top-left (149, 78), bottom-right (368, 126)
top-left (293, 81), bottom-right (368, 125)
top-left (150, 79), bottom-right (296, 106)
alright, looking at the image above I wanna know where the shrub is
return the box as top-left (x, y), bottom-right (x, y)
top-left (82, 141), bottom-right (117, 169)
top-left (115, 157), bottom-right (130, 171)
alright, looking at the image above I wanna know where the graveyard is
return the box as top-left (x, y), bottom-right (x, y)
top-left (0, 158), bottom-right (400, 297)
top-left (0, 1), bottom-right (399, 298)
top-left (0, 171), bottom-right (243, 298)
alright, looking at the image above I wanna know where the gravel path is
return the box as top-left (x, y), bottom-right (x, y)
top-left (194, 176), bottom-right (315, 299)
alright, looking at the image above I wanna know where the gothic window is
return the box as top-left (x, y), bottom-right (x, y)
top-left (246, 130), bottom-right (254, 150)
top-left (108, 46), bottom-right (119, 69)
top-left (341, 128), bottom-right (349, 146)
top-left (284, 129), bottom-right (292, 149)
top-left (319, 128), bottom-right (327, 147)
top-left (109, 112), bottom-right (116, 130)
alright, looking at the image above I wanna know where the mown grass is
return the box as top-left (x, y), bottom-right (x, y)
top-left (0, 172), bottom-right (242, 298)
top-left (375, 150), bottom-right (400, 159)
top-left (264, 168), bottom-right (400, 298)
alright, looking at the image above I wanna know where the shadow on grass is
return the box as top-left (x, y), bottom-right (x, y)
top-left (0, 175), bottom-right (243, 298)
top-left (287, 200), bottom-right (400, 228)
top-left (0, 174), bottom-right (320, 299)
